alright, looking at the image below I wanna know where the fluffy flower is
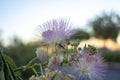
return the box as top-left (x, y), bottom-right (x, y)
top-left (36, 48), bottom-right (49, 62)
top-left (73, 54), bottom-right (106, 80)
top-left (48, 54), bottom-right (63, 70)
top-left (39, 19), bottom-right (73, 44)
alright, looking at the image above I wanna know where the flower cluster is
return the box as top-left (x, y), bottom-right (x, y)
top-left (29, 19), bottom-right (107, 80)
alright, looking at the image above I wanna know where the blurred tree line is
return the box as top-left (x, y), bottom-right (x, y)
top-left (1, 37), bottom-right (37, 66)
top-left (71, 11), bottom-right (120, 42)
top-left (89, 11), bottom-right (120, 48)
top-left (89, 11), bottom-right (120, 41)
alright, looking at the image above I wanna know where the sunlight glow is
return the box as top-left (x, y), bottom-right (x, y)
top-left (117, 34), bottom-right (120, 45)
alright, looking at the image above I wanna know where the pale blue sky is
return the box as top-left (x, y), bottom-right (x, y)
top-left (0, 0), bottom-right (120, 44)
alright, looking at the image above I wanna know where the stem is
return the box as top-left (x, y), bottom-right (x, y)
top-left (32, 67), bottom-right (39, 76)
top-left (40, 64), bottom-right (43, 75)
top-left (14, 62), bottom-right (48, 72)
top-left (13, 66), bottom-right (26, 72)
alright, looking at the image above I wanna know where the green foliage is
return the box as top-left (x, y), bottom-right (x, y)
top-left (25, 57), bottom-right (38, 69)
top-left (101, 48), bottom-right (120, 63)
top-left (14, 57), bottom-right (38, 72)
top-left (88, 45), bottom-right (97, 54)
top-left (89, 11), bottom-right (120, 40)
top-left (0, 37), bottom-right (40, 79)
top-left (4, 37), bottom-right (37, 66)
top-left (0, 29), bottom-right (3, 48)
top-left (0, 50), bottom-right (22, 80)
top-left (70, 29), bottom-right (90, 40)
top-left (3, 53), bottom-right (17, 69)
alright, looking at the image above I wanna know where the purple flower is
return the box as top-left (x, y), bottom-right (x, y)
top-left (48, 54), bottom-right (63, 71)
top-left (39, 19), bottom-right (73, 44)
top-left (72, 54), bottom-right (107, 80)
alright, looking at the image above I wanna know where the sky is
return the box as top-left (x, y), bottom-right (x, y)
top-left (0, 0), bottom-right (120, 44)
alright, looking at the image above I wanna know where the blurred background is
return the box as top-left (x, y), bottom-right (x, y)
top-left (0, 0), bottom-right (120, 80)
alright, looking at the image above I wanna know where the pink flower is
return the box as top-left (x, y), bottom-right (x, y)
top-left (39, 19), bottom-right (73, 44)
top-left (73, 53), bottom-right (107, 80)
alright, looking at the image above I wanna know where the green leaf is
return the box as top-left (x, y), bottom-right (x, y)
top-left (0, 51), bottom-right (5, 80)
top-left (0, 50), bottom-right (3, 71)
top-left (0, 70), bottom-right (5, 80)
top-left (3, 53), bottom-right (17, 69)
top-left (0, 50), bottom-right (22, 80)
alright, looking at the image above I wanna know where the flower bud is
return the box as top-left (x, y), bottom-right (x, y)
top-left (36, 47), bottom-right (49, 62)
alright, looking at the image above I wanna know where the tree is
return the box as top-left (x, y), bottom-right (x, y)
top-left (0, 29), bottom-right (3, 48)
top-left (70, 29), bottom-right (90, 40)
top-left (89, 11), bottom-right (120, 41)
